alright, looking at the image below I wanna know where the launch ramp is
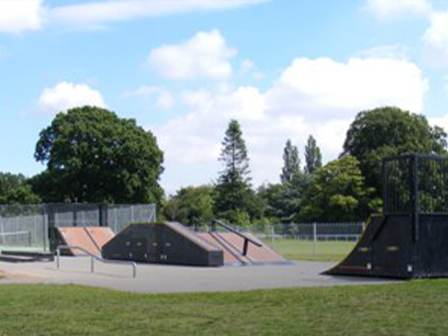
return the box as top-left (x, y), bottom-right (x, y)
top-left (198, 219), bottom-right (288, 265)
top-left (57, 227), bottom-right (115, 256)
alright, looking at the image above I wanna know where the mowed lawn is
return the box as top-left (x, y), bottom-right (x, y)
top-left (269, 239), bottom-right (356, 261)
top-left (1, 281), bottom-right (448, 335)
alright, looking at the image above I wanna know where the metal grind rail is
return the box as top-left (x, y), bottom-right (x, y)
top-left (81, 224), bottom-right (102, 253)
top-left (56, 245), bottom-right (137, 278)
top-left (211, 219), bottom-right (262, 256)
top-left (209, 231), bottom-right (248, 264)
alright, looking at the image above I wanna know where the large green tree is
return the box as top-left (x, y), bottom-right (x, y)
top-left (0, 173), bottom-right (40, 204)
top-left (259, 172), bottom-right (310, 223)
top-left (298, 155), bottom-right (379, 222)
top-left (342, 106), bottom-right (447, 195)
top-left (304, 135), bottom-right (322, 174)
top-left (214, 120), bottom-right (254, 224)
top-left (280, 139), bottom-right (300, 184)
top-left (32, 106), bottom-right (164, 205)
top-left (163, 186), bottom-right (214, 226)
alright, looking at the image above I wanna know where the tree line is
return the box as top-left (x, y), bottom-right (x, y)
top-left (0, 106), bottom-right (446, 225)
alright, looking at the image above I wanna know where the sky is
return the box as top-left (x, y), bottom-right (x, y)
top-left (1, 0), bottom-right (448, 194)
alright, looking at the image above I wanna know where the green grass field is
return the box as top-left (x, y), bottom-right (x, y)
top-left (0, 281), bottom-right (448, 335)
top-left (268, 239), bottom-right (356, 261)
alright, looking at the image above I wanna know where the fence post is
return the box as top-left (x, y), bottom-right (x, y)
top-left (313, 222), bottom-right (317, 255)
top-left (90, 257), bottom-right (95, 274)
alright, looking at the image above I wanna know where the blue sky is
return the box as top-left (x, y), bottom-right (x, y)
top-left (1, 0), bottom-right (448, 194)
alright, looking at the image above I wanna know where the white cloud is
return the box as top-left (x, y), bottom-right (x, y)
top-left (365, 1), bottom-right (448, 62)
top-left (423, 11), bottom-right (448, 56)
top-left (49, 0), bottom-right (268, 28)
top-left (0, 0), bottom-right (268, 33)
top-left (267, 57), bottom-right (428, 119)
top-left (156, 56), bottom-right (428, 191)
top-left (366, 0), bottom-right (432, 19)
top-left (38, 81), bottom-right (106, 114)
top-left (357, 45), bottom-right (410, 60)
top-left (126, 85), bottom-right (175, 109)
top-left (0, 0), bottom-right (44, 33)
top-left (148, 30), bottom-right (236, 80)
top-left (240, 59), bottom-right (266, 79)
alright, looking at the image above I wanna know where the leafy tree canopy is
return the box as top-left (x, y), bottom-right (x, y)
top-left (163, 186), bottom-right (214, 226)
top-left (0, 173), bottom-right (41, 204)
top-left (342, 106), bottom-right (447, 195)
top-left (298, 155), bottom-right (379, 222)
top-left (280, 139), bottom-right (300, 183)
top-left (33, 106), bottom-right (164, 205)
top-left (214, 120), bottom-right (254, 224)
top-left (304, 135), bottom-right (322, 174)
top-left (259, 171), bottom-right (310, 223)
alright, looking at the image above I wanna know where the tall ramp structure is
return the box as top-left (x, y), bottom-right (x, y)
top-left (326, 154), bottom-right (448, 279)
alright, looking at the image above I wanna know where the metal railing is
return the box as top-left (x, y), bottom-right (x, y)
top-left (211, 219), bottom-right (262, 256)
top-left (55, 245), bottom-right (137, 278)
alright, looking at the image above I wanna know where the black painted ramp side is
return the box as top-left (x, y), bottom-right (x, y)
top-left (102, 222), bottom-right (224, 267)
top-left (324, 216), bottom-right (380, 277)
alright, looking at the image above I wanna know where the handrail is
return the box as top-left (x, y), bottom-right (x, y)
top-left (209, 231), bottom-right (248, 264)
top-left (211, 219), bottom-right (262, 256)
top-left (212, 219), bottom-right (262, 247)
top-left (81, 225), bottom-right (101, 253)
top-left (56, 245), bottom-right (137, 278)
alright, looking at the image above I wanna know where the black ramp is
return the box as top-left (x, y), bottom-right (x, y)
top-left (325, 215), bottom-right (415, 279)
top-left (326, 154), bottom-right (448, 279)
top-left (324, 216), bottom-right (377, 277)
top-left (418, 215), bottom-right (448, 277)
top-left (371, 215), bottom-right (412, 278)
top-left (102, 222), bottom-right (224, 267)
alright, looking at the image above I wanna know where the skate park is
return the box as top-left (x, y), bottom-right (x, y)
top-left (0, 203), bottom-right (397, 293)
top-left (2, 154), bottom-right (448, 292)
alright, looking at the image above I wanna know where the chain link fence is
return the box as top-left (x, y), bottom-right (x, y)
top-left (0, 203), bottom-right (156, 252)
top-left (192, 221), bottom-right (365, 261)
top-left (247, 222), bottom-right (365, 260)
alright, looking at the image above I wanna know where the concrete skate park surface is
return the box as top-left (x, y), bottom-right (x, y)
top-left (0, 258), bottom-right (399, 293)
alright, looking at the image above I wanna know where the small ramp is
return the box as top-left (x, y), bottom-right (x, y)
top-left (57, 227), bottom-right (115, 256)
top-left (197, 232), bottom-right (287, 265)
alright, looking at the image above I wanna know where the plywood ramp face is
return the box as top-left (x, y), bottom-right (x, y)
top-left (197, 232), bottom-right (287, 265)
top-left (57, 227), bottom-right (114, 256)
top-left (85, 227), bottom-right (115, 248)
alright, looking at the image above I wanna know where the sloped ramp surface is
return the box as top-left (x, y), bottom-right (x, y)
top-left (197, 232), bottom-right (288, 265)
top-left (57, 227), bottom-right (115, 256)
top-left (324, 215), bottom-right (414, 278)
top-left (324, 218), bottom-right (375, 277)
